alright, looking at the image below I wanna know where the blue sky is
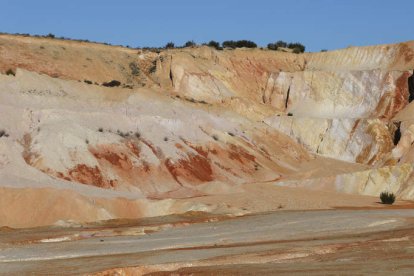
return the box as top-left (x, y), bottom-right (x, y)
top-left (0, 0), bottom-right (412, 52)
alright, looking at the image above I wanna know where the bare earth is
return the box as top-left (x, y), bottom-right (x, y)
top-left (1, 201), bottom-right (414, 275)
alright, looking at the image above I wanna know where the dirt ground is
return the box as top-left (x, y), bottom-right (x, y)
top-left (1, 198), bottom-right (414, 275)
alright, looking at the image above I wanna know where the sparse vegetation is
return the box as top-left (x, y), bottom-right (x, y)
top-left (184, 40), bottom-right (196, 48)
top-left (275, 40), bottom-right (288, 48)
top-left (207, 40), bottom-right (221, 50)
top-left (0, 130), bottom-right (9, 138)
top-left (321, 49), bottom-right (328, 52)
top-left (268, 41), bottom-right (305, 53)
top-left (165, 42), bottom-right (175, 49)
top-left (149, 60), bottom-right (157, 74)
top-left (182, 96), bottom-right (209, 105)
top-left (129, 62), bottom-right (140, 76)
top-left (134, 131), bottom-right (141, 138)
top-left (212, 135), bottom-right (219, 141)
top-left (288, 42), bottom-right (305, 53)
top-left (46, 33), bottom-right (55, 38)
top-left (84, 80), bottom-right (92, 84)
top-left (222, 40), bottom-right (257, 49)
top-left (164, 137), bottom-right (169, 142)
top-left (6, 69), bottom-right (15, 76)
top-left (117, 130), bottom-right (129, 138)
top-left (122, 84), bottom-right (133, 89)
top-left (267, 43), bottom-right (278, 51)
top-left (98, 128), bottom-right (103, 132)
top-left (287, 112), bottom-right (293, 116)
top-left (102, 80), bottom-right (121, 87)
top-left (267, 40), bottom-right (288, 51)
top-left (380, 191), bottom-right (395, 205)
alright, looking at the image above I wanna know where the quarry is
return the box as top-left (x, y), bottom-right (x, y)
top-left (1, 34), bottom-right (414, 274)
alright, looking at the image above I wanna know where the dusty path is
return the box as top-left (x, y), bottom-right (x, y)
top-left (1, 209), bottom-right (414, 275)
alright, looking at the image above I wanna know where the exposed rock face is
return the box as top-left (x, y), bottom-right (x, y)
top-left (0, 34), bottom-right (414, 227)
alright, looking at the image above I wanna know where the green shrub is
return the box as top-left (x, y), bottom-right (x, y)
top-left (184, 40), bottom-right (196, 47)
top-left (5, 69), bottom-right (15, 76)
top-left (380, 191), bottom-right (395, 204)
top-left (129, 62), bottom-right (140, 76)
top-left (222, 40), bottom-right (236, 49)
top-left (267, 43), bottom-right (278, 50)
top-left (268, 40), bottom-right (288, 51)
top-left (223, 40), bottom-right (257, 49)
top-left (288, 42), bottom-right (305, 53)
top-left (165, 42), bottom-right (175, 49)
top-left (275, 40), bottom-right (288, 48)
top-left (46, 33), bottom-right (55, 38)
top-left (0, 130), bottom-right (9, 138)
top-left (207, 40), bottom-right (221, 50)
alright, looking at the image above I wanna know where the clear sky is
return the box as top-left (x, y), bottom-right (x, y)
top-left (0, 0), bottom-right (412, 52)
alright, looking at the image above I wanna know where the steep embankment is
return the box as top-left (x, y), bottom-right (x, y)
top-left (0, 34), bottom-right (413, 227)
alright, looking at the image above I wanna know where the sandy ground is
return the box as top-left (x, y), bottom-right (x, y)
top-left (177, 182), bottom-right (382, 215)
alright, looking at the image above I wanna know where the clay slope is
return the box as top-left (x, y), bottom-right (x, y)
top-left (0, 34), bottom-right (414, 227)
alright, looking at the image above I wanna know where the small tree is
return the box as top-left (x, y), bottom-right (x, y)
top-left (236, 40), bottom-right (257, 48)
top-left (288, 42), bottom-right (305, 53)
top-left (267, 43), bottom-right (277, 50)
top-left (46, 33), bottom-right (55, 38)
top-left (267, 40), bottom-right (289, 51)
top-left (223, 40), bottom-right (257, 49)
top-left (184, 40), bottom-right (196, 48)
top-left (165, 42), bottom-right (175, 49)
top-left (222, 40), bottom-right (237, 49)
top-left (207, 40), bottom-right (221, 50)
top-left (275, 40), bottom-right (288, 48)
top-left (380, 191), bottom-right (395, 205)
